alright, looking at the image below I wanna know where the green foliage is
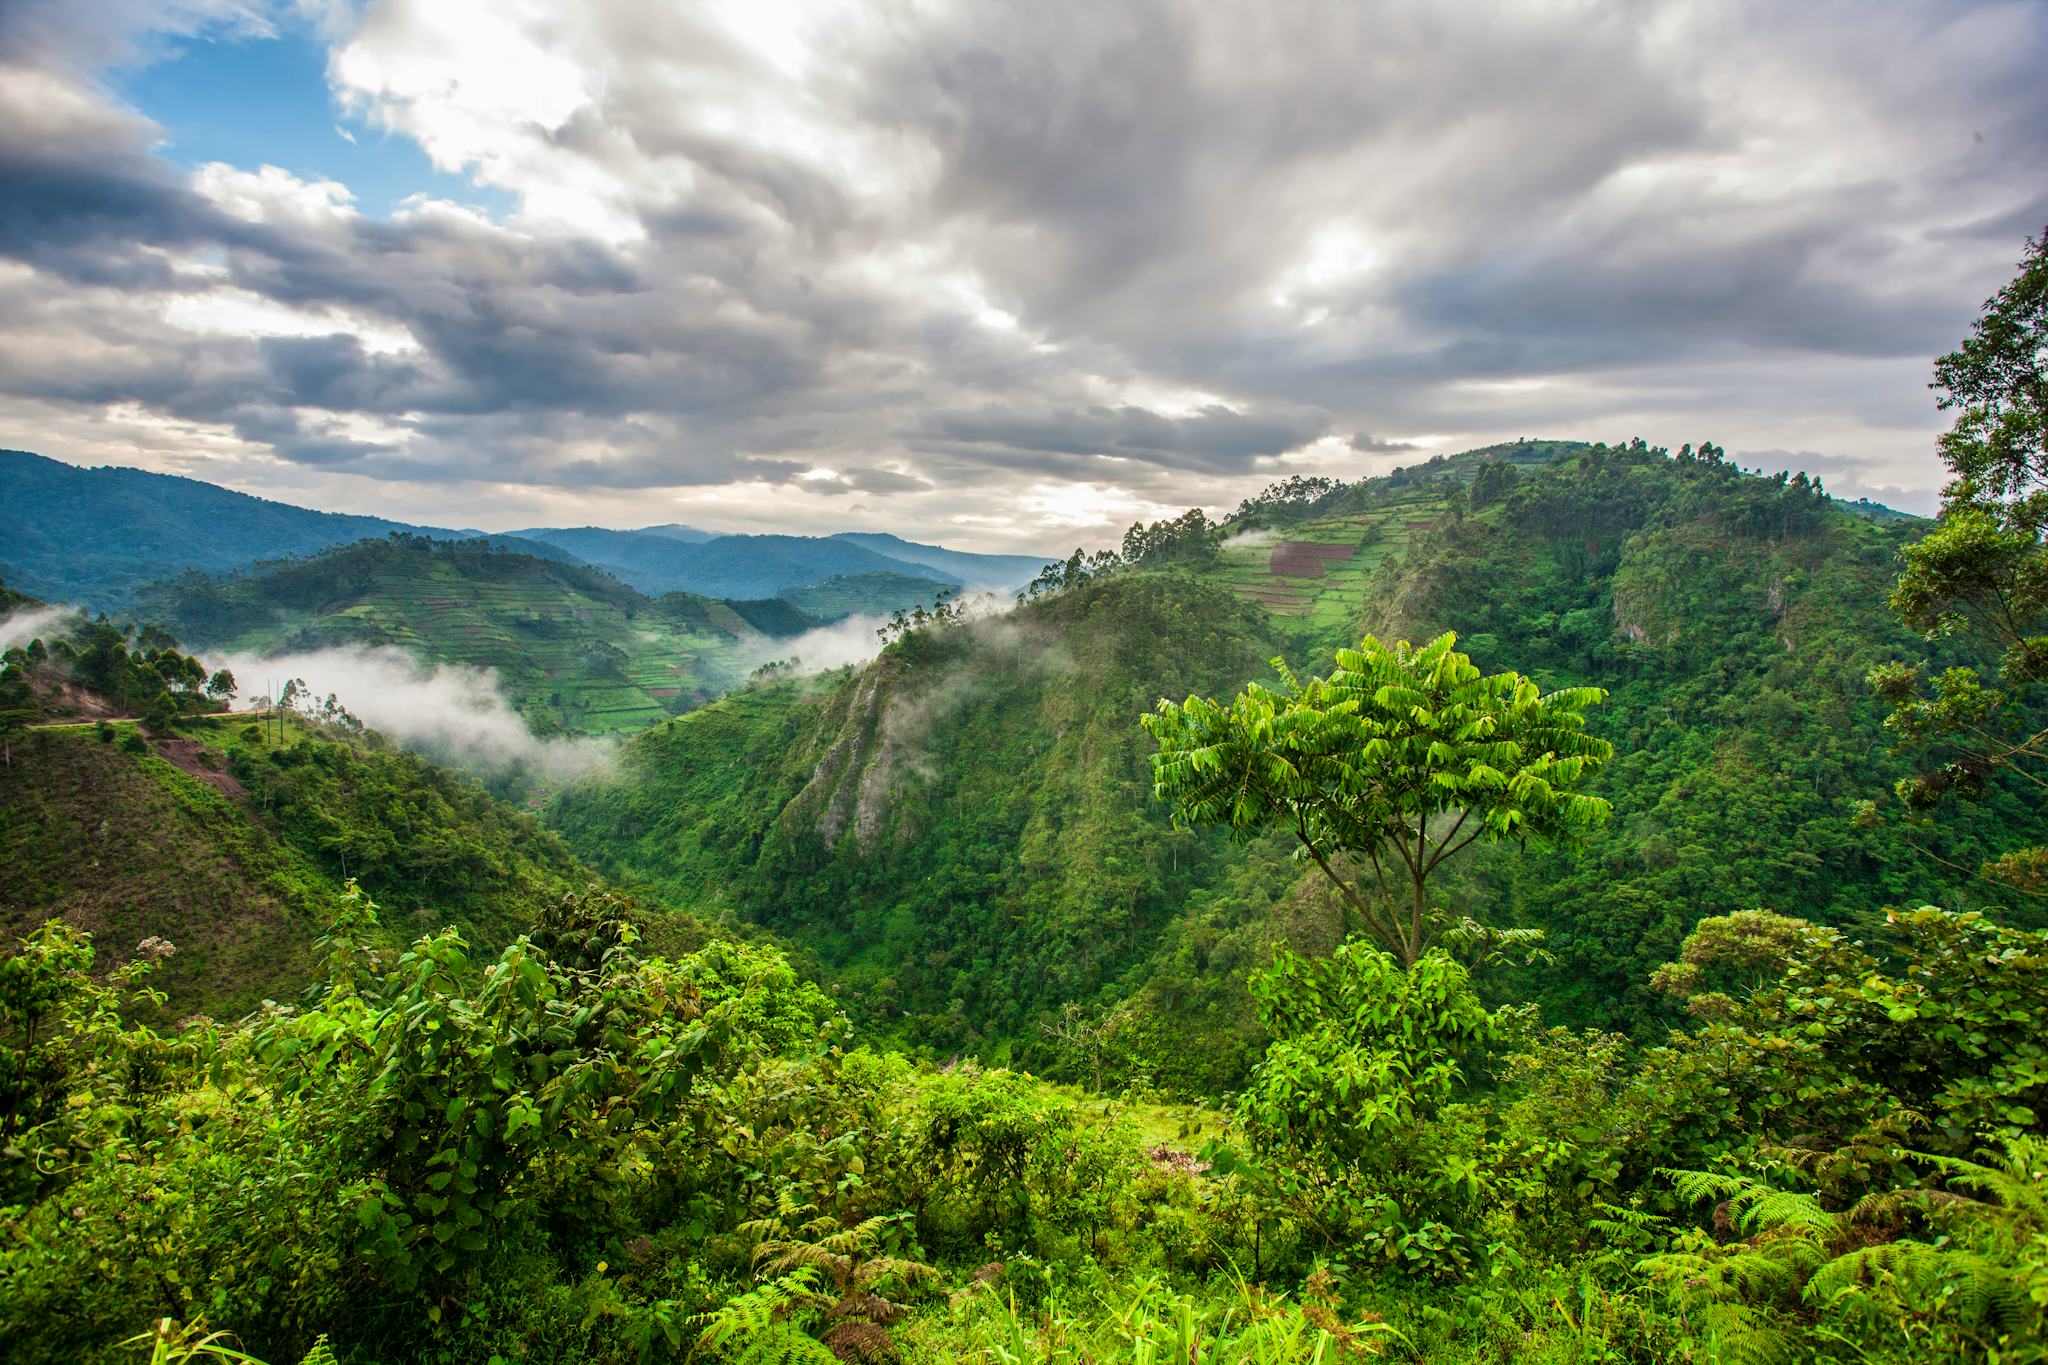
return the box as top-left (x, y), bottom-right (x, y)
top-left (1122, 508), bottom-right (1222, 570)
top-left (1225, 943), bottom-right (1500, 1266)
top-left (1930, 226), bottom-right (2048, 512)
top-left (1874, 230), bottom-right (2048, 904)
top-left (1642, 1139), bottom-right (2048, 1365)
top-left (700, 1213), bottom-right (939, 1363)
top-left (551, 572), bottom-right (1284, 1072)
top-left (1644, 906), bottom-right (2048, 1162)
top-left (224, 724), bottom-right (591, 946)
top-left (1146, 633), bottom-right (1611, 964)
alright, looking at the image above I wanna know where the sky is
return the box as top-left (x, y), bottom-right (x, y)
top-left (1, 1), bottom-right (2043, 553)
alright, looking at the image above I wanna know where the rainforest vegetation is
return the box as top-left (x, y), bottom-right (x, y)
top-left (1, 234), bottom-right (2045, 1364)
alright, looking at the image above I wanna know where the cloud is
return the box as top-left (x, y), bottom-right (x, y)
top-left (1737, 447), bottom-right (1941, 515)
top-left (1349, 433), bottom-right (1418, 454)
top-left (919, 402), bottom-right (1329, 474)
top-left (747, 615), bottom-right (892, 675)
top-left (0, 604), bottom-right (74, 652)
top-left (216, 644), bottom-right (614, 781)
top-left (0, 0), bottom-right (2038, 547)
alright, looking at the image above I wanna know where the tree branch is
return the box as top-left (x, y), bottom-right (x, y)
top-left (1296, 828), bottom-right (1402, 953)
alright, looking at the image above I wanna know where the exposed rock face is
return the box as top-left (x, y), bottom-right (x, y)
top-left (790, 662), bottom-right (892, 846)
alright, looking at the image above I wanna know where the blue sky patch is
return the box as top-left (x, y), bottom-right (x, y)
top-left (115, 24), bottom-right (517, 219)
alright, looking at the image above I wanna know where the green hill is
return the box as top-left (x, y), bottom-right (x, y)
top-left (508, 526), bottom-right (968, 599)
top-left (546, 439), bottom-right (2039, 1090)
top-left (777, 569), bottom-right (957, 621)
top-left (0, 710), bottom-right (600, 1019)
top-left (0, 449), bottom-right (497, 608)
top-left (138, 535), bottom-right (821, 735)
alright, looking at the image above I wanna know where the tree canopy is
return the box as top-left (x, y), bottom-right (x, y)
top-left (1874, 228), bottom-right (2048, 896)
top-left (1144, 632), bottom-right (1612, 965)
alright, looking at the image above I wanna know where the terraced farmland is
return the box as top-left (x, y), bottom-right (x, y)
top-left (1214, 492), bottom-right (1447, 628)
top-left (145, 537), bottom-right (811, 736)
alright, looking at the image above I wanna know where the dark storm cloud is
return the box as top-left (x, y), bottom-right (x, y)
top-left (857, 0), bottom-right (1714, 367)
top-left (1350, 434), bottom-right (1418, 455)
top-left (0, 78), bottom-right (254, 287)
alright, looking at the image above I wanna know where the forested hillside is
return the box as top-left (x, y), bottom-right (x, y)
top-left (0, 449), bottom-right (474, 607)
top-left (548, 439), bottom-right (2040, 1091)
top-left (138, 535), bottom-right (821, 734)
top-left (0, 597), bottom-right (609, 1017)
top-left (504, 527), bottom-right (963, 601)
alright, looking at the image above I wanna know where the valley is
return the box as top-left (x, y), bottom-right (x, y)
top-left (4, 266), bottom-right (2046, 1365)
top-left (5, 7), bottom-right (2042, 1360)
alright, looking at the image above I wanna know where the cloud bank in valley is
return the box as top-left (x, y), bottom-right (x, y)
top-left (217, 645), bottom-right (613, 781)
top-left (0, 0), bottom-right (2042, 542)
top-left (0, 605), bottom-right (75, 653)
top-left (746, 616), bottom-right (892, 676)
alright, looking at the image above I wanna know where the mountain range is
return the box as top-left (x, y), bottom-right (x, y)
top-left (0, 449), bottom-right (1051, 610)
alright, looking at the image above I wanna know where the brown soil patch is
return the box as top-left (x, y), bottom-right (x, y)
top-left (1270, 541), bottom-right (1360, 579)
top-left (28, 671), bottom-right (127, 721)
top-left (150, 737), bottom-right (248, 799)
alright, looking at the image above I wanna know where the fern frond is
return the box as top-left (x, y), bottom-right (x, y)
top-left (713, 1322), bottom-right (839, 1365)
top-left (851, 1257), bottom-right (942, 1292)
top-left (689, 1268), bottom-right (828, 1361)
top-left (1811, 1240), bottom-right (2035, 1334)
top-left (814, 1214), bottom-right (895, 1257)
top-left (820, 1319), bottom-right (899, 1364)
top-left (755, 1241), bottom-right (848, 1280)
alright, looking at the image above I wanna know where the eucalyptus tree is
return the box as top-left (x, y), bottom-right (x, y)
top-left (1144, 632), bottom-right (1612, 966)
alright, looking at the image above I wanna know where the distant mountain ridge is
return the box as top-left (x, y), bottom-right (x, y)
top-left (0, 449), bottom-right (481, 607)
top-left (511, 526), bottom-right (1051, 598)
top-left (0, 449), bottom-right (1055, 610)
top-left (828, 532), bottom-right (1048, 589)
top-left (505, 526), bottom-right (964, 599)
top-left (137, 534), bottom-right (824, 734)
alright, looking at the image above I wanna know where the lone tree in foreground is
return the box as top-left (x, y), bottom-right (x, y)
top-left (1144, 632), bottom-right (1612, 966)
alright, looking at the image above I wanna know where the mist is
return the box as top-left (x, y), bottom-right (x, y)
top-left (750, 614), bottom-right (892, 674)
top-left (0, 605), bottom-right (76, 652)
top-left (742, 590), bottom-right (1024, 679)
top-left (215, 645), bottom-right (615, 782)
top-left (1220, 527), bottom-right (1281, 551)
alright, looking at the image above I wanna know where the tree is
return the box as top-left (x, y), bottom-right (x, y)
top-left (1468, 459), bottom-right (1518, 509)
top-left (1122, 508), bottom-right (1221, 568)
top-left (1222, 941), bottom-right (1502, 1262)
top-left (1931, 226), bottom-right (2048, 517)
top-left (1873, 229), bottom-right (2047, 888)
top-left (0, 707), bottom-right (31, 770)
top-left (1144, 632), bottom-right (1612, 966)
top-left (205, 668), bottom-right (236, 702)
top-left (143, 691), bottom-right (181, 734)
